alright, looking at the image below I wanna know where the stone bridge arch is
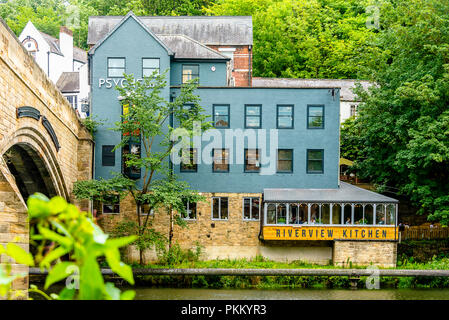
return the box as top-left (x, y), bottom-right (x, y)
top-left (0, 19), bottom-right (93, 298)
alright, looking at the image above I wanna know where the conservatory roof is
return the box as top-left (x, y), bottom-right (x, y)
top-left (264, 182), bottom-right (398, 203)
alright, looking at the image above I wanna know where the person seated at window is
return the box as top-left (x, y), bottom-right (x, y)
top-left (310, 218), bottom-right (316, 224)
top-left (290, 214), bottom-right (298, 224)
top-left (345, 217), bottom-right (351, 225)
top-left (297, 218), bottom-right (304, 225)
top-left (378, 217), bottom-right (385, 225)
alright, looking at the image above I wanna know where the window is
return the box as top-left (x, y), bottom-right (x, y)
top-left (65, 95), bottom-right (78, 110)
top-left (350, 104), bottom-right (357, 117)
top-left (244, 149), bottom-right (260, 172)
top-left (245, 105), bottom-right (261, 128)
top-left (142, 58), bottom-right (160, 77)
top-left (182, 64), bottom-right (199, 84)
top-left (307, 149), bottom-right (324, 174)
top-left (213, 148), bottom-right (229, 172)
top-left (243, 198), bottom-right (260, 220)
top-left (182, 200), bottom-right (197, 220)
top-left (277, 105), bottom-right (294, 129)
top-left (102, 196), bottom-right (120, 214)
top-left (212, 197), bottom-right (228, 220)
top-left (213, 105), bottom-right (230, 128)
top-left (277, 149), bottom-right (293, 173)
top-left (102, 145), bottom-right (115, 166)
top-left (307, 105), bottom-right (324, 129)
top-left (108, 58), bottom-right (125, 77)
top-left (180, 148), bottom-right (198, 172)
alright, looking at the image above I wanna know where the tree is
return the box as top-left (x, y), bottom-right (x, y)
top-left (353, 0), bottom-right (449, 224)
top-left (74, 71), bottom-right (211, 263)
top-left (205, 0), bottom-right (380, 79)
top-left (340, 115), bottom-right (366, 162)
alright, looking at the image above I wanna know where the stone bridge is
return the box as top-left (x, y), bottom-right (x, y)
top-left (0, 19), bottom-right (93, 297)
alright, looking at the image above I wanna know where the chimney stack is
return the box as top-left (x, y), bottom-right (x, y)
top-left (59, 26), bottom-right (73, 71)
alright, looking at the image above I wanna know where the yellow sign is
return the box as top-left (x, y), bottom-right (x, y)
top-left (263, 226), bottom-right (398, 241)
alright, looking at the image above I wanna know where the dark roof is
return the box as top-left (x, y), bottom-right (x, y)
top-left (39, 31), bottom-right (87, 63)
top-left (264, 182), bottom-right (398, 203)
top-left (158, 34), bottom-right (229, 60)
top-left (88, 15), bottom-right (253, 46)
top-left (252, 78), bottom-right (373, 101)
top-left (56, 72), bottom-right (79, 93)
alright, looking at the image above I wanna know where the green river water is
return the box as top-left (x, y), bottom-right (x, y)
top-left (132, 287), bottom-right (449, 300)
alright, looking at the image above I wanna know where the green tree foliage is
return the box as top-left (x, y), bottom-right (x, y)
top-left (206, 0), bottom-right (380, 79)
top-left (354, 0), bottom-right (449, 224)
top-left (340, 115), bottom-right (366, 162)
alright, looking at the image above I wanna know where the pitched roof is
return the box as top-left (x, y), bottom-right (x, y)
top-left (56, 72), bottom-right (79, 93)
top-left (252, 78), bottom-right (373, 102)
top-left (158, 34), bottom-right (229, 60)
top-left (88, 12), bottom-right (174, 56)
top-left (39, 31), bottom-right (87, 63)
top-left (88, 15), bottom-right (253, 46)
top-left (264, 182), bottom-right (398, 203)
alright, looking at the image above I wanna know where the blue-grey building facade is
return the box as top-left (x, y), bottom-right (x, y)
top-left (87, 12), bottom-right (399, 266)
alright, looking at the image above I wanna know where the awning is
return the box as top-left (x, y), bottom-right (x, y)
top-left (264, 182), bottom-right (398, 203)
top-left (339, 158), bottom-right (353, 166)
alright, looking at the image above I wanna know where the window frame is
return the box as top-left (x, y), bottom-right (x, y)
top-left (182, 201), bottom-right (197, 220)
top-left (142, 57), bottom-right (160, 78)
top-left (212, 148), bottom-right (229, 173)
top-left (102, 196), bottom-right (120, 215)
top-left (182, 64), bottom-right (200, 84)
top-left (244, 104), bottom-right (262, 129)
top-left (277, 149), bottom-right (294, 173)
top-left (276, 104), bottom-right (294, 129)
top-left (102, 145), bottom-right (115, 167)
top-left (211, 197), bottom-right (229, 221)
top-left (244, 148), bottom-right (260, 173)
top-left (180, 148), bottom-right (198, 173)
top-left (213, 104), bottom-right (230, 128)
top-left (307, 104), bottom-right (325, 129)
top-left (107, 57), bottom-right (126, 78)
top-left (307, 149), bottom-right (324, 174)
top-left (242, 197), bottom-right (261, 221)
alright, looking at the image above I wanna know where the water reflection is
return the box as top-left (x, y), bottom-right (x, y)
top-left (133, 287), bottom-right (449, 300)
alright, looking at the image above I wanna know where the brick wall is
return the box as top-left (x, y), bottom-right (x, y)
top-left (333, 240), bottom-right (397, 267)
top-left (208, 45), bottom-right (252, 87)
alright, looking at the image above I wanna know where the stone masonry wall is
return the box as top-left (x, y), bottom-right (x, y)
top-left (333, 240), bottom-right (398, 267)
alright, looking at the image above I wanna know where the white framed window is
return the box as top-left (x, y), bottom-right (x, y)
top-left (350, 104), bottom-right (357, 117)
top-left (182, 201), bottom-right (197, 220)
top-left (243, 198), bottom-right (260, 220)
top-left (65, 95), bottom-right (78, 110)
top-left (212, 197), bottom-right (228, 220)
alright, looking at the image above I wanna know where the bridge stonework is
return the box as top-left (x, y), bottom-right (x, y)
top-left (0, 19), bottom-right (93, 298)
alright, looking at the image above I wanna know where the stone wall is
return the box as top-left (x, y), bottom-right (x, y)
top-left (333, 240), bottom-right (398, 267)
top-left (0, 19), bottom-right (93, 298)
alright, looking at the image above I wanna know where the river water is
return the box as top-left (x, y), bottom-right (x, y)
top-left (133, 287), bottom-right (449, 300)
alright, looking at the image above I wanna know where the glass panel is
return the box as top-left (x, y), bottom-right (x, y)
top-left (289, 204), bottom-right (299, 224)
top-left (277, 160), bottom-right (292, 172)
top-left (245, 149), bottom-right (259, 172)
top-left (267, 204), bottom-right (276, 224)
top-left (252, 198), bottom-right (260, 220)
top-left (108, 68), bottom-right (124, 77)
top-left (188, 202), bottom-right (196, 219)
top-left (246, 106), bottom-right (260, 115)
top-left (376, 205), bottom-right (386, 225)
top-left (332, 204), bottom-right (342, 224)
top-left (181, 149), bottom-right (197, 172)
top-left (354, 204), bottom-right (364, 224)
top-left (365, 204), bottom-right (374, 225)
top-left (278, 149), bottom-right (292, 160)
top-left (243, 198), bottom-right (251, 220)
top-left (109, 58), bottom-right (125, 68)
top-left (308, 117), bottom-right (323, 128)
top-left (310, 204), bottom-right (319, 224)
top-left (321, 204), bottom-right (330, 224)
top-left (183, 65), bottom-right (199, 74)
top-left (386, 204), bottom-right (395, 225)
top-left (214, 106), bottom-right (229, 115)
top-left (276, 204), bottom-right (287, 224)
top-left (308, 106), bottom-right (323, 117)
top-left (221, 198), bottom-right (228, 219)
top-left (278, 106), bottom-right (292, 115)
top-left (212, 198), bottom-right (220, 219)
top-left (143, 58), bottom-right (159, 68)
top-left (214, 116), bottom-right (229, 127)
top-left (278, 116), bottom-right (292, 128)
top-left (213, 149), bottom-right (229, 171)
top-left (308, 160), bottom-right (323, 172)
top-left (299, 204), bottom-right (308, 224)
top-left (143, 68), bottom-right (159, 77)
top-left (308, 150), bottom-right (323, 160)
top-left (344, 205), bottom-right (352, 224)
top-left (246, 116), bottom-right (260, 128)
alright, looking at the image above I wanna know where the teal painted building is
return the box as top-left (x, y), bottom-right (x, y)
top-left (87, 12), bottom-right (399, 266)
